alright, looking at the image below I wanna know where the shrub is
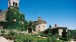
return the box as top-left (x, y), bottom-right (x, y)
top-left (1, 30), bottom-right (5, 35)
top-left (50, 35), bottom-right (57, 42)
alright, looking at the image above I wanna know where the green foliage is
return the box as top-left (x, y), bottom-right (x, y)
top-left (6, 8), bottom-right (26, 30)
top-left (13, 34), bottom-right (48, 42)
top-left (66, 30), bottom-right (72, 40)
top-left (50, 35), bottom-right (57, 42)
top-left (24, 20), bottom-right (28, 30)
top-left (8, 30), bottom-right (17, 36)
top-left (28, 20), bottom-right (35, 29)
top-left (0, 9), bottom-right (2, 12)
top-left (2, 32), bottom-right (65, 42)
top-left (3, 30), bottom-right (17, 40)
top-left (47, 35), bottom-right (64, 42)
top-left (49, 25), bottom-right (51, 28)
top-left (69, 30), bottom-right (76, 40)
top-left (1, 30), bottom-right (5, 35)
top-left (25, 20), bottom-right (35, 33)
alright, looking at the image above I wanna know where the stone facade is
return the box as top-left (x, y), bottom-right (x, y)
top-left (0, 10), bottom-right (7, 22)
top-left (36, 23), bottom-right (46, 32)
top-left (8, 0), bottom-right (19, 7)
top-left (58, 28), bottom-right (67, 36)
top-left (58, 29), bottom-right (63, 36)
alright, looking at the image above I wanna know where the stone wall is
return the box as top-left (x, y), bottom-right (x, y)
top-left (58, 29), bottom-right (63, 36)
top-left (36, 23), bottom-right (46, 32)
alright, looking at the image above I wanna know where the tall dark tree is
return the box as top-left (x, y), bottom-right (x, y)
top-left (49, 25), bottom-right (51, 28)
top-left (0, 9), bottom-right (2, 12)
top-left (27, 20), bottom-right (35, 33)
top-left (25, 20), bottom-right (29, 30)
top-left (28, 20), bottom-right (34, 33)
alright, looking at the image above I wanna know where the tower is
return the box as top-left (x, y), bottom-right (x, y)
top-left (8, 0), bottom-right (19, 7)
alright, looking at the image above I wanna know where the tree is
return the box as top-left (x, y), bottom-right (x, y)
top-left (28, 20), bottom-right (34, 33)
top-left (50, 35), bottom-right (57, 42)
top-left (49, 25), bottom-right (51, 28)
top-left (1, 30), bottom-right (5, 35)
top-left (8, 30), bottom-right (17, 36)
top-left (0, 9), bottom-right (2, 12)
top-left (67, 30), bottom-right (72, 40)
top-left (8, 30), bottom-right (17, 40)
top-left (69, 30), bottom-right (76, 40)
top-left (6, 7), bottom-right (25, 30)
top-left (25, 20), bottom-right (29, 30)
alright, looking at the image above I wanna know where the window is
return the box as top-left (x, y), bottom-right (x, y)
top-left (15, 3), bottom-right (17, 6)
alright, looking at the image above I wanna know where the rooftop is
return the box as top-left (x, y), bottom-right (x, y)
top-left (34, 17), bottom-right (47, 25)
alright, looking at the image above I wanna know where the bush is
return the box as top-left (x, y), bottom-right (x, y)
top-left (1, 30), bottom-right (5, 35)
top-left (8, 30), bottom-right (17, 36)
top-left (50, 35), bottom-right (57, 42)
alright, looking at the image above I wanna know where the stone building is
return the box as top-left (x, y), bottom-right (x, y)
top-left (34, 17), bottom-right (47, 32)
top-left (48, 24), bottom-right (68, 38)
top-left (0, 10), bottom-right (7, 29)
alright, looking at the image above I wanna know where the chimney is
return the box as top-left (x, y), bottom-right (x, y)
top-left (38, 16), bottom-right (41, 20)
top-left (55, 24), bottom-right (57, 27)
top-left (49, 25), bottom-right (51, 28)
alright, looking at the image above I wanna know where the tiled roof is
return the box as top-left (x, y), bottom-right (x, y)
top-left (34, 20), bottom-right (47, 25)
top-left (49, 27), bottom-right (67, 29)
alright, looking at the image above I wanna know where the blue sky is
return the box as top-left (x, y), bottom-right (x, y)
top-left (0, 0), bottom-right (76, 29)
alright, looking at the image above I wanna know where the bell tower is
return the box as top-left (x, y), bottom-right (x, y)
top-left (8, 0), bottom-right (19, 8)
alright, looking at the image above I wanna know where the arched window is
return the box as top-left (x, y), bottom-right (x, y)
top-left (13, 2), bottom-right (17, 7)
top-left (15, 3), bottom-right (17, 6)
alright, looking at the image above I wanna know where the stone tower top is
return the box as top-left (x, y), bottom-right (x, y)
top-left (8, 0), bottom-right (20, 7)
top-left (38, 16), bottom-right (41, 20)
